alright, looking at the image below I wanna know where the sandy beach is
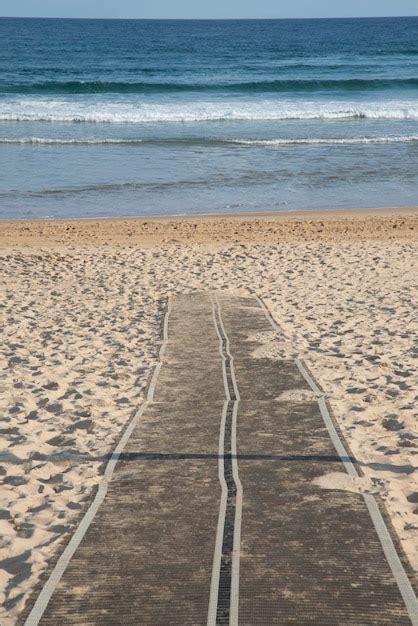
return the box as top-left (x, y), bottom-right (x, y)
top-left (1, 207), bottom-right (418, 623)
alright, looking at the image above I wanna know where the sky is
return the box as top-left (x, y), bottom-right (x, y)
top-left (1, 0), bottom-right (417, 19)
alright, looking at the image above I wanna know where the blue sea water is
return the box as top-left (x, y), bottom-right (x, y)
top-left (0, 16), bottom-right (418, 218)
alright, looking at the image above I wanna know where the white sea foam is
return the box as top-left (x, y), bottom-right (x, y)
top-left (1, 135), bottom-right (418, 147)
top-left (1, 99), bottom-right (418, 123)
top-left (0, 137), bottom-right (144, 144)
top-left (228, 136), bottom-right (418, 146)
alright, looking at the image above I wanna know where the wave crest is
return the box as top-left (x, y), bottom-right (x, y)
top-left (2, 98), bottom-right (418, 124)
top-left (227, 136), bottom-right (418, 146)
top-left (1, 135), bottom-right (418, 147)
top-left (3, 77), bottom-right (418, 95)
top-left (0, 137), bottom-right (144, 145)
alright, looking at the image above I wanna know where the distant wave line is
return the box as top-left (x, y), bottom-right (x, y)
top-left (2, 77), bottom-right (418, 94)
top-left (1, 135), bottom-right (418, 147)
top-left (227, 135), bottom-right (418, 146)
top-left (0, 137), bottom-right (144, 145)
top-left (0, 175), bottom-right (270, 198)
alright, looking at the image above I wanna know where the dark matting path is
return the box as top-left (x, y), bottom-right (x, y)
top-left (23, 293), bottom-right (417, 625)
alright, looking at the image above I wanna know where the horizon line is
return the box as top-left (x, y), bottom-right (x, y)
top-left (0, 15), bottom-right (416, 21)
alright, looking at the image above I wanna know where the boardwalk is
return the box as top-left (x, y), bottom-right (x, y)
top-left (23, 293), bottom-right (417, 625)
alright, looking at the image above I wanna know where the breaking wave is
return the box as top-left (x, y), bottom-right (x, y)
top-left (227, 135), bottom-right (418, 146)
top-left (2, 135), bottom-right (418, 146)
top-left (2, 100), bottom-right (418, 123)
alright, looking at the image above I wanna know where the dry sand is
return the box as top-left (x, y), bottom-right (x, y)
top-left (1, 208), bottom-right (417, 622)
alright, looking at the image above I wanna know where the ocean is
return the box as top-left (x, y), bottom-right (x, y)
top-left (0, 16), bottom-right (418, 219)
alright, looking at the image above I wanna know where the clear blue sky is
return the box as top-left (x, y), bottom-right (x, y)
top-left (1, 0), bottom-right (417, 19)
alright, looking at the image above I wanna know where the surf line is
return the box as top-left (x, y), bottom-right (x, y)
top-left (208, 295), bottom-right (243, 626)
top-left (24, 297), bottom-right (172, 626)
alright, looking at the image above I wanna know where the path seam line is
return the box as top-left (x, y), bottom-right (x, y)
top-left (215, 296), bottom-right (242, 626)
top-left (207, 296), bottom-right (230, 626)
top-left (255, 294), bottom-right (418, 626)
top-left (24, 297), bottom-right (172, 626)
top-left (207, 295), bottom-right (242, 626)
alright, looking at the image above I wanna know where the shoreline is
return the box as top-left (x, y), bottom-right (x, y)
top-left (2, 205), bottom-right (417, 222)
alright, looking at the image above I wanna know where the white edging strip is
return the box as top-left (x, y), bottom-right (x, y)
top-left (215, 295), bottom-right (240, 402)
top-left (295, 358), bottom-right (323, 397)
top-left (212, 296), bottom-right (231, 404)
top-left (229, 400), bottom-right (243, 626)
top-left (207, 400), bottom-right (228, 626)
top-left (207, 296), bottom-right (231, 626)
top-left (214, 296), bottom-right (242, 626)
top-left (25, 297), bottom-right (172, 626)
top-left (256, 295), bottom-right (418, 625)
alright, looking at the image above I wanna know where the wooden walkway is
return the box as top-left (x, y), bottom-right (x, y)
top-left (22, 293), bottom-right (417, 625)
